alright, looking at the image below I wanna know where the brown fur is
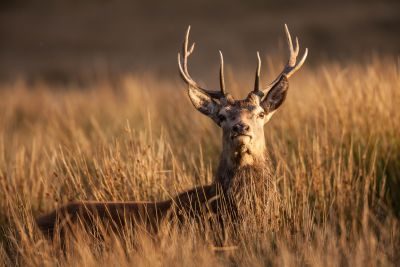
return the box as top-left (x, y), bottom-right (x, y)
top-left (36, 184), bottom-right (220, 238)
top-left (35, 162), bottom-right (269, 239)
top-left (36, 152), bottom-right (274, 243)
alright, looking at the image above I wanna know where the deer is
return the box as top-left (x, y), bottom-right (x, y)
top-left (36, 25), bottom-right (307, 241)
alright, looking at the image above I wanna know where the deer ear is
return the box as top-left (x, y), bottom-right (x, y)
top-left (260, 75), bottom-right (289, 114)
top-left (188, 87), bottom-right (220, 123)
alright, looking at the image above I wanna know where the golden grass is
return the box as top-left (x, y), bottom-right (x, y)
top-left (0, 56), bottom-right (399, 266)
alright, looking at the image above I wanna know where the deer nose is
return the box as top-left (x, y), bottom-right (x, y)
top-left (232, 123), bottom-right (250, 134)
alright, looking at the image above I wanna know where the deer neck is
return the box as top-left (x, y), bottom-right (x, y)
top-left (215, 138), bottom-right (271, 197)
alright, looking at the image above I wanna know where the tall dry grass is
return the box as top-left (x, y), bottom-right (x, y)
top-left (0, 56), bottom-right (399, 266)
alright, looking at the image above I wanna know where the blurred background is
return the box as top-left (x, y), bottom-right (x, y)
top-left (0, 0), bottom-right (399, 85)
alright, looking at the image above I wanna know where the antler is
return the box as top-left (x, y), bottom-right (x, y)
top-left (178, 26), bottom-right (227, 99)
top-left (253, 52), bottom-right (262, 94)
top-left (261, 24), bottom-right (308, 95)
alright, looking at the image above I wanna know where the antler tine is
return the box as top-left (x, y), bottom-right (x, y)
top-left (178, 26), bottom-right (195, 86)
top-left (178, 26), bottom-right (227, 99)
top-left (253, 52), bottom-right (261, 93)
top-left (219, 51), bottom-right (226, 95)
top-left (183, 26), bottom-right (192, 74)
top-left (294, 37), bottom-right (300, 55)
top-left (262, 24), bottom-right (308, 94)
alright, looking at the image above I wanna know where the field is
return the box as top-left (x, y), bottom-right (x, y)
top-left (0, 54), bottom-right (398, 266)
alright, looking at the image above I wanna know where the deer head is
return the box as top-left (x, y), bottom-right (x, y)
top-left (178, 25), bottom-right (308, 169)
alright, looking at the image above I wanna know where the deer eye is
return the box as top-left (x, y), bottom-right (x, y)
top-left (258, 112), bottom-right (265, 119)
top-left (218, 114), bottom-right (226, 122)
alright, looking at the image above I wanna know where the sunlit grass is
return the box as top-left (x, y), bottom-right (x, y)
top-left (0, 57), bottom-right (399, 266)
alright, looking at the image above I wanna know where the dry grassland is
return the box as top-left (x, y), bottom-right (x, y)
top-left (0, 57), bottom-right (399, 266)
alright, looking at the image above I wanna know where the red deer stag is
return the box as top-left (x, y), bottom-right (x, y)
top-left (36, 25), bottom-right (308, 239)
